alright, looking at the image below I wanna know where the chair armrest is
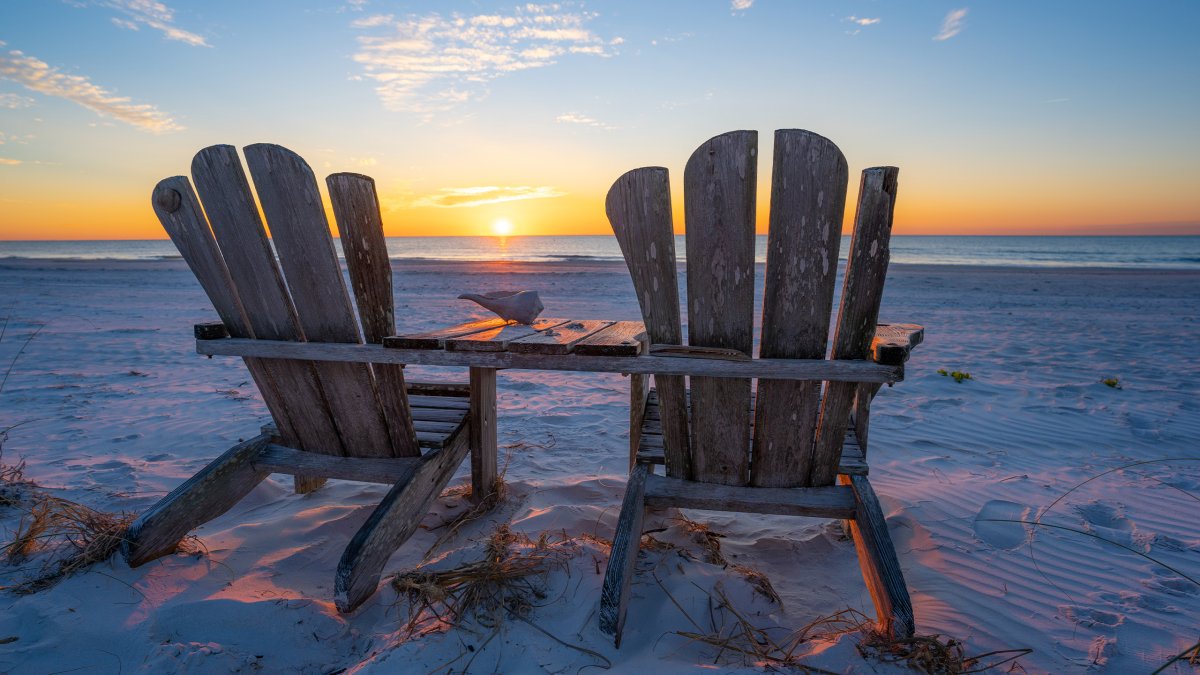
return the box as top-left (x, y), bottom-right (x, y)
top-left (871, 323), bottom-right (924, 365)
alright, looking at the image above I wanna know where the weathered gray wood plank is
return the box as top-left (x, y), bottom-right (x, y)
top-left (335, 427), bottom-right (471, 612)
top-left (852, 383), bottom-right (882, 457)
top-left (408, 393), bottom-right (470, 410)
top-left (842, 473), bottom-right (915, 638)
top-left (643, 473), bottom-right (856, 519)
top-left (752, 130), bottom-right (848, 488)
top-left (190, 145), bottom-right (347, 492)
top-left (572, 321), bottom-right (647, 357)
top-left (443, 318), bottom-right (568, 351)
top-left (200, 338), bottom-right (905, 382)
top-left (407, 381), bottom-right (471, 397)
top-left (606, 167), bottom-right (691, 479)
top-left (507, 319), bottom-right (614, 355)
top-left (328, 171), bottom-right (420, 458)
top-left (599, 462), bottom-right (649, 645)
top-left (811, 167), bottom-right (899, 486)
top-left (253, 444), bottom-right (420, 485)
top-left (871, 323), bottom-right (924, 365)
top-left (629, 373), bottom-right (649, 469)
top-left (385, 318), bottom-right (510, 349)
top-left (469, 367), bottom-right (497, 505)
top-left (683, 130), bottom-right (757, 485)
top-left (123, 434), bottom-right (271, 566)
top-left (244, 143), bottom-right (394, 460)
top-left (153, 178), bottom-right (302, 450)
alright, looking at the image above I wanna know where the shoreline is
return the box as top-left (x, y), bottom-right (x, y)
top-left (3, 255), bottom-right (1200, 276)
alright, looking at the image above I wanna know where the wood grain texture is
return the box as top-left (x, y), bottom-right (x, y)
top-left (201, 338), bottom-right (905, 382)
top-left (469, 367), bottom-right (497, 505)
top-left (151, 180), bottom-right (306, 452)
top-left (328, 171), bottom-right (420, 458)
top-left (123, 434), bottom-right (271, 566)
top-left (507, 319), bottom-right (614, 355)
top-left (811, 167), bottom-right (899, 486)
top-left (629, 373), bottom-right (649, 469)
top-left (253, 444), bottom-right (420, 485)
top-left (852, 382), bottom-right (883, 456)
top-left (871, 323), bottom-right (924, 365)
top-left (683, 130), bottom-right (757, 485)
top-left (385, 318), bottom-right (509, 349)
top-left (335, 427), bottom-right (471, 612)
top-left (843, 473), bottom-right (915, 638)
top-left (443, 318), bottom-right (568, 352)
top-left (752, 130), bottom-right (848, 488)
top-left (190, 144), bottom-right (346, 484)
top-left (243, 143), bottom-right (395, 460)
top-left (572, 321), bottom-right (647, 356)
top-left (598, 462), bottom-right (649, 645)
top-left (606, 167), bottom-right (690, 479)
top-left (644, 473), bottom-right (857, 519)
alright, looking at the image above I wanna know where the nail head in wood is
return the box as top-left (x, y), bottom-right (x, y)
top-left (155, 186), bottom-right (183, 213)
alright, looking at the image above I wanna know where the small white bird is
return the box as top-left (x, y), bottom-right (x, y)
top-left (458, 290), bottom-right (545, 325)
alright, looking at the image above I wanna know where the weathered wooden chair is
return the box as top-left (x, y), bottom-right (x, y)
top-left (600, 130), bottom-right (923, 644)
top-left (122, 144), bottom-right (487, 612)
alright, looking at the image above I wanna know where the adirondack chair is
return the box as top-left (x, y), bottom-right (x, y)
top-left (122, 143), bottom-right (485, 613)
top-left (600, 130), bottom-right (923, 645)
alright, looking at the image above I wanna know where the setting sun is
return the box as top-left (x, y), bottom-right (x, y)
top-left (491, 218), bottom-right (514, 236)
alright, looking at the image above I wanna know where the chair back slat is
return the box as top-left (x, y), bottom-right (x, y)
top-left (751, 130), bottom-right (848, 487)
top-left (189, 145), bottom-right (347, 462)
top-left (682, 131), bottom-right (757, 485)
top-left (242, 144), bottom-right (396, 458)
top-left (328, 172), bottom-right (421, 457)
top-left (153, 176), bottom-right (303, 447)
top-left (811, 167), bottom-right (899, 486)
top-left (606, 167), bottom-right (691, 478)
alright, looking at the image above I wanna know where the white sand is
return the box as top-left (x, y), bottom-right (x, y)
top-left (1, 257), bottom-right (1198, 673)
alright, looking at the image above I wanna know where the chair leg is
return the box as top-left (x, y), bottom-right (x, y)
top-left (629, 374), bottom-right (650, 470)
top-left (599, 462), bottom-right (650, 646)
top-left (123, 434), bottom-right (272, 567)
top-left (842, 473), bottom-right (915, 639)
top-left (469, 367), bottom-right (497, 506)
top-left (334, 430), bottom-right (471, 613)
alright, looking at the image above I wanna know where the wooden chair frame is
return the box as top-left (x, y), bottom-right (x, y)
top-left (598, 129), bottom-right (923, 645)
top-left (121, 144), bottom-right (497, 612)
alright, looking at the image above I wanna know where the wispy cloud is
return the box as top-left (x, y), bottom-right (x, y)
top-left (731, 0), bottom-right (754, 11)
top-left (0, 93), bottom-right (35, 109)
top-left (845, 16), bottom-right (880, 26)
top-left (0, 131), bottom-right (34, 145)
top-left (0, 43), bottom-right (183, 133)
top-left (934, 8), bottom-right (968, 41)
top-left (351, 4), bottom-right (616, 115)
top-left (92, 1), bottom-right (209, 47)
top-left (411, 185), bottom-right (566, 208)
top-left (0, 157), bottom-right (21, 166)
top-left (556, 112), bottom-right (616, 130)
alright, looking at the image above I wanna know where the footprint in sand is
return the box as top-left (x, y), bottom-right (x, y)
top-left (973, 500), bottom-right (1032, 550)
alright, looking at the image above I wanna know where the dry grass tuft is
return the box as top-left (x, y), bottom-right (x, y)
top-left (2, 494), bottom-right (135, 594)
top-left (858, 628), bottom-right (1033, 673)
top-left (666, 581), bottom-right (1030, 672)
top-left (730, 564), bottom-right (783, 606)
top-left (391, 524), bottom-right (577, 639)
top-left (667, 582), bottom-right (861, 669)
top-left (673, 514), bottom-right (727, 565)
top-left (0, 485), bottom-right (201, 595)
top-left (0, 453), bottom-right (30, 508)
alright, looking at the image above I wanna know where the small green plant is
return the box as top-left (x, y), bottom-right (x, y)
top-left (937, 368), bottom-right (972, 383)
top-left (1102, 377), bottom-right (1121, 389)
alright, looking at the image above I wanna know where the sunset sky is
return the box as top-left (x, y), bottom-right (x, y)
top-left (1, 1), bottom-right (1198, 239)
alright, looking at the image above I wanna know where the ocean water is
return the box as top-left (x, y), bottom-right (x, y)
top-left (1, 235), bottom-right (1199, 269)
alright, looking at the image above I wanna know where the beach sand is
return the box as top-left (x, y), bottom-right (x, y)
top-left (1, 257), bottom-right (1198, 673)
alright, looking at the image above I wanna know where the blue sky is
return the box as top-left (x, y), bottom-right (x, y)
top-left (1, 1), bottom-right (1198, 238)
